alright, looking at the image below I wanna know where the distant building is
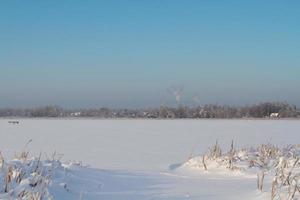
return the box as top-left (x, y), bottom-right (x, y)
top-left (70, 112), bottom-right (81, 117)
top-left (270, 113), bottom-right (279, 118)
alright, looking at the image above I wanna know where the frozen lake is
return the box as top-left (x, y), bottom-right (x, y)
top-left (1, 119), bottom-right (300, 199)
top-left (0, 119), bottom-right (300, 171)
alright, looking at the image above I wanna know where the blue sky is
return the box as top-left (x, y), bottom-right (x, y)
top-left (0, 0), bottom-right (299, 108)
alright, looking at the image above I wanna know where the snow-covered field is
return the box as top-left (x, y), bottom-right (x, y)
top-left (0, 119), bottom-right (300, 199)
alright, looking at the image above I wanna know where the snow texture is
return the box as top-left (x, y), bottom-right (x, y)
top-left (0, 119), bottom-right (299, 199)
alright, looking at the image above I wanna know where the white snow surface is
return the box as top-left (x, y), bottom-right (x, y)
top-left (0, 119), bottom-right (299, 199)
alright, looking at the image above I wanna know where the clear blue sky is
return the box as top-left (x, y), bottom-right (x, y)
top-left (1, 0), bottom-right (299, 108)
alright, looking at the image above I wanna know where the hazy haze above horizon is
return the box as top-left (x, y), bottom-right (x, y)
top-left (1, 1), bottom-right (299, 108)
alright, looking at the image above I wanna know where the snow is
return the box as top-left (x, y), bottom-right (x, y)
top-left (0, 119), bottom-right (299, 199)
top-left (175, 143), bottom-right (300, 198)
top-left (0, 156), bottom-right (261, 200)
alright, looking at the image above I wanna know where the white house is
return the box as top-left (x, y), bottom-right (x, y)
top-left (70, 112), bottom-right (81, 117)
top-left (270, 113), bottom-right (279, 118)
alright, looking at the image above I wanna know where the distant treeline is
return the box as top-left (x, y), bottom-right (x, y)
top-left (0, 102), bottom-right (299, 119)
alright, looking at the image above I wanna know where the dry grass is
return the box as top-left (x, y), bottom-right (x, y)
top-left (0, 149), bottom-right (62, 200)
top-left (185, 141), bottom-right (300, 199)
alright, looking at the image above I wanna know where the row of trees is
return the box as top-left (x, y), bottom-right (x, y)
top-left (0, 102), bottom-right (299, 118)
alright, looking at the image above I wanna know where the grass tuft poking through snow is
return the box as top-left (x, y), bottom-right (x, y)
top-left (0, 150), bottom-right (65, 200)
top-left (178, 141), bottom-right (300, 199)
